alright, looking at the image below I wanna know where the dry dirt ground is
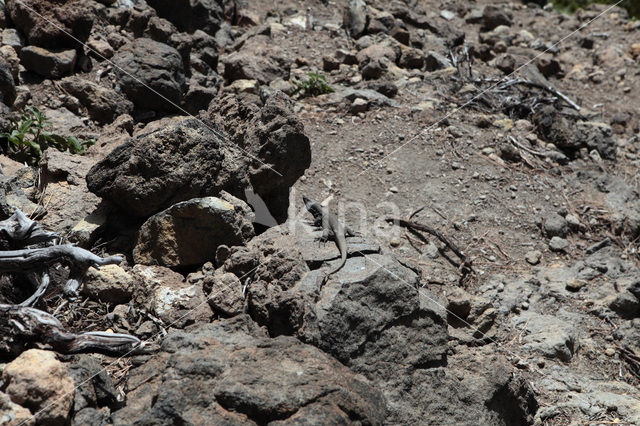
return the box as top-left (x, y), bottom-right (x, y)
top-left (2, 0), bottom-right (640, 424)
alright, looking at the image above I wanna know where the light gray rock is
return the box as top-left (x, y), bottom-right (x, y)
top-left (513, 312), bottom-right (578, 361)
top-left (549, 236), bottom-right (569, 252)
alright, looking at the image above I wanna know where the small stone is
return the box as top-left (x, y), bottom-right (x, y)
top-left (389, 186), bottom-right (399, 193)
top-left (543, 214), bottom-right (569, 238)
top-left (390, 238), bottom-right (402, 247)
top-left (525, 250), bottom-right (541, 265)
top-left (604, 347), bottom-right (616, 357)
top-left (549, 236), bottom-right (569, 252)
top-left (565, 214), bottom-right (581, 229)
top-left (565, 279), bottom-right (585, 292)
top-left (350, 98), bottom-right (368, 114)
top-left (440, 10), bottom-right (456, 20)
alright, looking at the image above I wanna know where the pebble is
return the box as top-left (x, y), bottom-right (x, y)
top-left (525, 250), bottom-right (542, 265)
top-left (440, 10), bottom-right (456, 20)
top-left (604, 347), bottom-right (616, 357)
top-left (565, 280), bottom-right (585, 292)
top-left (549, 236), bottom-right (569, 252)
top-left (389, 186), bottom-right (398, 193)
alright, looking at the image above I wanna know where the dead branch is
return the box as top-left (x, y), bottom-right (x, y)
top-left (386, 216), bottom-right (473, 274)
top-left (0, 209), bottom-right (58, 247)
top-left (495, 78), bottom-right (580, 111)
top-left (0, 244), bottom-right (123, 297)
top-left (0, 304), bottom-right (152, 356)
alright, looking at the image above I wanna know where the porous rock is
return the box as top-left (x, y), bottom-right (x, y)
top-left (86, 117), bottom-right (247, 218)
top-left (60, 77), bottom-right (133, 124)
top-left (109, 315), bottom-right (387, 425)
top-left (133, 193), bottom-right (255, 268)
top-left (1, 349), bottom-right (74, 426)
top-left (5, 0), bottom-right (94, 48)
top-left (112, 38), bottom-right (186, 110)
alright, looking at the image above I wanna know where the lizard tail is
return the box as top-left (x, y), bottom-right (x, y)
top-left (326, 249), bottom-right (347, 276)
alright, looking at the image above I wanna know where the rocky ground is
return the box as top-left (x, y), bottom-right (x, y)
top-left (0, 0), bottom-right (639, 425)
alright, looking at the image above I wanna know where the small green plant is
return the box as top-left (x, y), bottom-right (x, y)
top-left (293, 73), bottom-right (334, 98)
top-left (0, 107), bottom-right (94, 164)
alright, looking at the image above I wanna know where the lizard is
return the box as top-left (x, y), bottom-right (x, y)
top-left (303, 196), bottom-right (356, 280)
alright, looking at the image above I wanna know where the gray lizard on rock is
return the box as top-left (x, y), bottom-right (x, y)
top-left (303, 196), bottom-right (356, 279)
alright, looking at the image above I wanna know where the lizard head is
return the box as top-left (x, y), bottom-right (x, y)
top-left (303, 196), bottom-right (322, 216)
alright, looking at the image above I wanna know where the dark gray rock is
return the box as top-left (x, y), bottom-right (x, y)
top-left (0, 57), bottom-right (15, 106)
top-left (207, 225), bottom-right (538, 424)
top-left (146, 0), bottom-right (227, 34)
top-left (112, 38), bottom-right (186, 111)
top-left (133, 193), bottom-right (255, 267)
top-left (543, 213), bottom-right (569, 238)
top-left (533, 106), bottom-right (617, 160)
top-left (222, 35), bottom-right (291, 84)
top-left (424, 51), bottom-right (453, 71)
top-left (86, 117), bottom-right (246, 218)
top-left (6, 0), bottom-right (94, 48)
top-left (205, 91), bottom-right (311, 223)
top-left (109, 315), bottom-right (387, 425)
top-left (67, 355), bottom-right (119, 414)
top-left (481, 5), bottom-right (513, 31)
top-left (60, 77), bottom-right (133, 124)
top-left (574, 121), bottom-right (617, 160)
top-left (20, 46), bottom-right (76, 79)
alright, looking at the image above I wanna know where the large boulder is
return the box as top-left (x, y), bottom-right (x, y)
top-left (205, 91), bottom-right (311, 222)
top-left (19, 46), bottom-right (76, 79)
top-left (145, 0), bottom-right (229, 34)
top-left (86, 117), bottom-right (247, 218)
top-left (133, 193), bottom-right (255, 267)
top-left (1, 349), bottom-right (75, 425)
top-left (110, 315), bottom-right (387, 424)
top-left (112, 38), bottom-right (186, 110)
top-left (5, 0), bottom-right (94, 48)
top-left (222, 35), bottom-right (291, 84)
top-left (193, 224), bottom-right (538, 424)
top-left (59, 77), bottom-right (133, 124)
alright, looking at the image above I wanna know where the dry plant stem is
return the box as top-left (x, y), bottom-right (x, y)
top-left (0, 304), bottom-right (150, 356)
top-left (19, 270), bottom-right (50, 307)
top-left (495, 78), bottom-right (581, 111)
top-left (386, 216), bottom-right (473, 274)
top-left (0, 209), bottom-right (58, 246)
top-left (0, 244), bottom-right (123, 297)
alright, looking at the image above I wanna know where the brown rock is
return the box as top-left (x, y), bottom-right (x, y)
top-left (223, 35), bottom-right (291, 84)
top-left (2, 349), bottom-right (74, 426)
top-left (5, 0), bottom-right (94, 48)
top-left (133, 193), bottom-right (255, 268)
